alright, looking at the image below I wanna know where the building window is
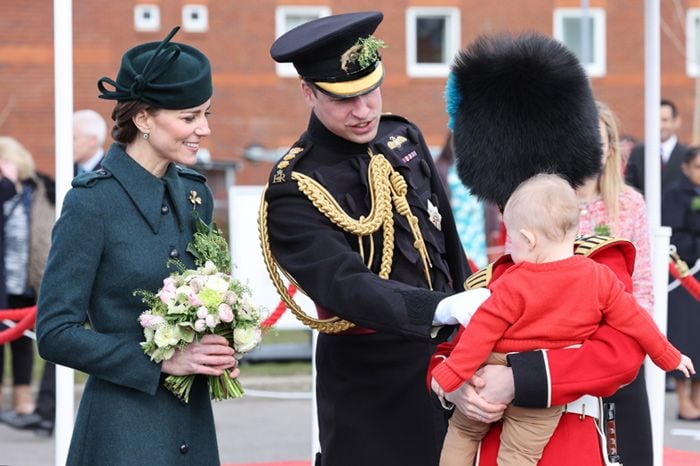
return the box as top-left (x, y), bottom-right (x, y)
top-left (406, 7), bottom-right (460, 78)
top-left (275, 6), bottom-right (332, 77)
top-left (182, 5), bottom-right (208, 33)
top-left (687, 9), bottom-right (700, 76)
top-left (134, 4), bottom-right (160, 32)
top-left (553, 8), bottom-right (606, 77)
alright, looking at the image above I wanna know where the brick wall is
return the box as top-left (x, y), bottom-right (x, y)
top-left (1, 0), bottom-right (698, 185)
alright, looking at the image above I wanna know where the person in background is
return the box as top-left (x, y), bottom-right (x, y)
top-left (7, 109), bottom-right (107, 436)
top-left (73, 109), bottom-right (107, 176)
top-left (0, 138), bottom-right (56, 436)
top-left (663, 146), bottom-right (700, 421)
top-left (0, 142), bottom-right (22, 422)
top-left (0, 137), bottom-right (55, 424)
top-left (36, 27), bottom-right (239, 464)
top-left (436, 133), bottom-right (488, 269)
top-left (619, 133), bottom-right (638, 174)
top-left (574, 100), bottom-right (655, 464)
top-left (625, 98), bottom-right (690, 195)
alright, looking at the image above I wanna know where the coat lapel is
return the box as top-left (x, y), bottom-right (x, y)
top-left (102, 146), bottom-right (167, 234)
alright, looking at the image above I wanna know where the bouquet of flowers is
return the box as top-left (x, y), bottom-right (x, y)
top-left (135, 214), bottom-right (265, 403)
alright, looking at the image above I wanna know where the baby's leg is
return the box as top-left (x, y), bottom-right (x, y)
top-left (483, 352), bottom-right (508, 366)
top-left (440, 409), bottom-right (490, 466)
top-left (497, 404), bottom-right (563, 466)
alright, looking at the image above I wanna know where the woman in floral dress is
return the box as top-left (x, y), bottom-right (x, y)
top-left (574, 100), bottom-right (653, 466)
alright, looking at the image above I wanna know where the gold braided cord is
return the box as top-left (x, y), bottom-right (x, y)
top-left (258, 151), bottom-right (434, 334)
top-left (291, 155), bottom-right (392, 235)
top-left (384, 155), bottom-right (433, 289)
top-left (258, 186), bottom-right (355, 333)
top-left (291, 153), bottom-right (398, 280)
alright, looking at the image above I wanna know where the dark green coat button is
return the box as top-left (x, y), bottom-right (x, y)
top-left (169, 248), bottom-right (179, 259)
top-left (179, 443), bottom-right (189, 454)
top-left (161, 204), bottom-right (169, 214)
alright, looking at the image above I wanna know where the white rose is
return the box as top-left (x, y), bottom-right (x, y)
top-left (175, 284), bottom-right (193, 298)
top-left (196, 306), bottom-right (209, 319)
top-left (154, 324), bottom-right (180, 348)
top-left (233, 326), bottom-right (262, 354)
top-left (205, 275), bottom-right (230, 294)
top-left (194, 319), bottom-right (207, 333)
top-left (202, 261), bottom-right (217, 275)
top-left (205, 313), bottom-right (218, 329)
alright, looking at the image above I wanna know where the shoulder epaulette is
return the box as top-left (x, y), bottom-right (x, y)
top-left (176, 165), bottom-right (206, 183)
top-left (380, 112), bottom-right (411, 125)
top-left (464, 263), bottom-right (494, 290)
top-left (269, 145), bottom-right (308, 184)
top-left (71, 168), bottom-right (112, 188)
top-left (575, 234), bottom-right (636, 274)
top-left (574, 235), bottom-right (629, 256)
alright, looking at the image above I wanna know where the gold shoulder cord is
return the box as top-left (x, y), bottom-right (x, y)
top-left (464, 264), bottom-right (493, 290)
top-left (574, 235), bottom-right (616, 257)
top-left (258, 149), bottom-right (433, 333)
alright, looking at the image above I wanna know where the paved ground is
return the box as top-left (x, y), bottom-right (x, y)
top-left (2, 374), bottom-right (700, 466)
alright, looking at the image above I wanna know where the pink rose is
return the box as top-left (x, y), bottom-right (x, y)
top-left (224, 291), bottom-right (239, 306)
top-left (158, 278), bottom-right (177, 304)
top-left (218, 303), bottom-right (234, 323)
top-left (188, 292), bottom-right (203, 306)
top-left (138, 313), bottom-right (165, 330)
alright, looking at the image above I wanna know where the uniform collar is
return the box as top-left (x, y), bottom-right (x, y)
top-left (102, 143), bottom-right (188, 233)
top-left (307, 112), bottom-right (370, 161)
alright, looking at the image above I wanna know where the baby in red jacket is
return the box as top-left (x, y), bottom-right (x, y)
top-left (431, 173), bottom-right (694, 466)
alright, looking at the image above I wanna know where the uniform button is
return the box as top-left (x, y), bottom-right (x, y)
top-left (161, 204), bottom-right (169, 214)
top-left (179, 443), bottom-right (189, 454)
top-left (169, 248), bottom-right (180, 259)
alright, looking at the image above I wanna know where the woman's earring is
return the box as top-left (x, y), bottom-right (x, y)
top-left (143, 132), bottom-right (150, 140)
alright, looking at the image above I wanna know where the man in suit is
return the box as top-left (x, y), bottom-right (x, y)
top-left (73, 109), bottom-right (107, 176)
top-left (625, 99), bottom-right (690, 195)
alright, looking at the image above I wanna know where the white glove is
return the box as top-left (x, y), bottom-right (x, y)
top-left (432, 288), bottom-right (491, 326)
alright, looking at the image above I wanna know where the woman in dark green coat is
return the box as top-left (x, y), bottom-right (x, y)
top-left (37, 27), bottom-right (238, 465)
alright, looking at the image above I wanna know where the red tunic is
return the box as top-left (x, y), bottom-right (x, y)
top-left (429, 240), bottom-right (646, 466)
top-left (432, 255), bottom-right (679, 393)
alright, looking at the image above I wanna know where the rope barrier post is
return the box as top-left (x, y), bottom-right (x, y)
top-left (647, 225), bottom-right (671, 466)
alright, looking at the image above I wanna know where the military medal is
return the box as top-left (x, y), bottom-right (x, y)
top-left (427, 200), bottom-right (442, 230)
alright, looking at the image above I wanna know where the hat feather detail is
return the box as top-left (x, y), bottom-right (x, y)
top-left (450, 32), bottom-right (601, 209)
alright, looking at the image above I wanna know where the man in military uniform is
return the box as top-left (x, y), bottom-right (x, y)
top-left (262, 12), bottom-right (645, 466)
top-left (264, 12), bottom-right (470, 466)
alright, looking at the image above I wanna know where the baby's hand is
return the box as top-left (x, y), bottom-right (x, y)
top-left (677, 354), bottom-right (695, 378)
top-left (431, 377), bottom-right (445, 398)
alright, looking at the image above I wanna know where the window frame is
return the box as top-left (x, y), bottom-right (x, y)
top-left (687, 8), bottom-right (700, 77)
top-left (274, 6), bottom-right (332, 77)
top-left (553, 7), bottom-right (607, 77)
top-left (405, 6), bottom-right (461, 78)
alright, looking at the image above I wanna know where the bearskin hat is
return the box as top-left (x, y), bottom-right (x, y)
top-left (446, 32), bottom-right (601, 209)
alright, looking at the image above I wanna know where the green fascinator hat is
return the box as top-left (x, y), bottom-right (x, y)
top-left (97, 26), bottom-right (212, 109)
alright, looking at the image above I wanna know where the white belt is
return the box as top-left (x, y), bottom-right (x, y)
top-left (563, 394), bottom-right (601, 420)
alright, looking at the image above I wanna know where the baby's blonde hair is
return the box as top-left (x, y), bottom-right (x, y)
top-left (503, 173), bottom-right (579, 242)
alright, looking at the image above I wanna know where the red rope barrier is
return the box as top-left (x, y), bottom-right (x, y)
top-left (0, 305), bottom-right (37, 344)
top-left (669, 260), bottom-right (700, 302)
top-left (262, 284), bottom-right (297, 329)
